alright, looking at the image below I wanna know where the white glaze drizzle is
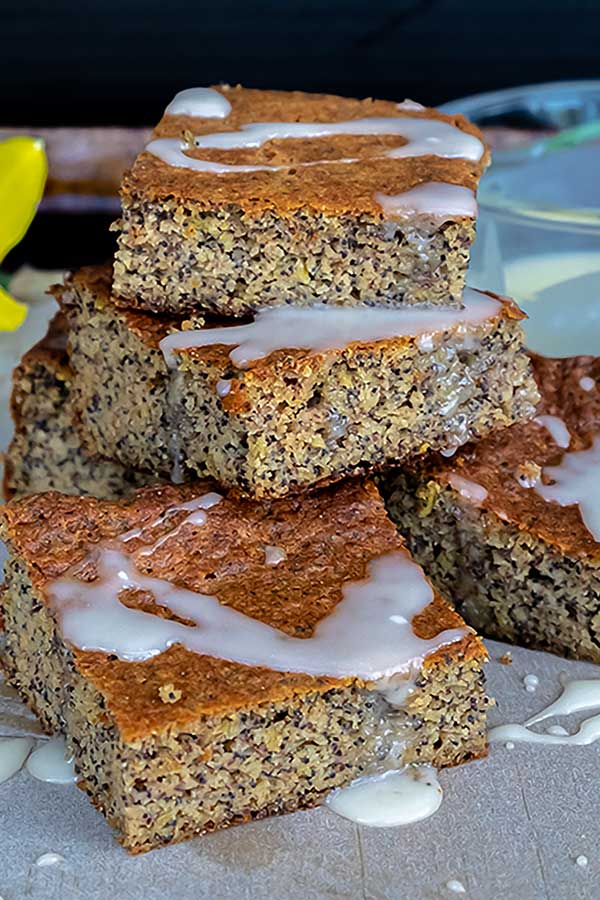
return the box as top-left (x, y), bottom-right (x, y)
top-left (197, 117), bottom-right (481, 160)
top-left (119, 492), bottom-right (222, 549)
top-left (216, 379), bottom-right (232, 398)
top-left (326, 765), bottom-right (442, 827)
top-left (534, 414), bottom-right (571, 449)
top-left (146, 110), bottom-right (484, 175)
top-left (36, 852), bottom-right (65, 867)
top-left (147, 137), bottom-right (359, 175)
top-left (491, 717), bottom-right (600, 746)
top-left (547, 724), bottom-right (569, 736)
top-left (165, 87), bottom-right (232, 119)
top-left (46, 548), bottom-right (465, 679)
top-left (416, 333), bottom-right (435, 352)
top-left (489, 679), bottom-right (600, 746)
top-left (524, 673), bottom-right (539, 693)
top-left (396, 99), bottom-right (426, 111)
top-left (373, 670), bottom-right (417, 707)
top-left (526, 679), bottom-right (600, 726)
top-left (136, 493), bottom-right (222, 557)
top-left (535, 436), bottom-right (600, 541)
top-left (159, 287), bottom-right (501, 369)
top-left (447, 473), bottom-right (488, 505)
top-left (579, 376), bottom-right (595, 392)
top-left (375, 183), bottom-right (477, 221)
top-left (0, 737), bottom-right (35, 784)
top-left (25, 737), bottom-right (76, 784)
top-left (446, 880), bottom-right (467, 894)
top-left (264, 545), bottom-right (287, 566)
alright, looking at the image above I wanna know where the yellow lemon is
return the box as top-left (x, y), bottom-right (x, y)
top-left (0, 136), bottom-right (47, 331)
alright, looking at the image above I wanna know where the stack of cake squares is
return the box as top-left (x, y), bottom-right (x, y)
top-left (1, 86), bottom-right (548, 852)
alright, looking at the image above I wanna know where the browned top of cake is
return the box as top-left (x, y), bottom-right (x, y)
top-left (57, 264), bottom-right (525, 414)
top-left (121, 85), bottom-right (489, 216)
top-left (0, 479), bottom-right (483, 741)
top-left (430, 354), bottom-right (600, 560)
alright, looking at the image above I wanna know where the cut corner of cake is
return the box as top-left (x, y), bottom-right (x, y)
top-left (0, 477), bottom-right (489, 853)
top-left (381, 352), bottom-right (600, 663)
top-left (4, 312), bottom-right (150, 501)
top-left (56, 263), bottom-right (539, 500)
top-left (112, 84), bottom-right (489, 316)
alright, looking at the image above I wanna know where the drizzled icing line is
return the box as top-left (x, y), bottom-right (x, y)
top-left (489, 678), bottom-right (600, 747)
top-left (159, 287), bottom-right (502, 369)
top-left (45, 497), bottom-right (466, 680)
top-left (148, 100), bottom-right (484, 177)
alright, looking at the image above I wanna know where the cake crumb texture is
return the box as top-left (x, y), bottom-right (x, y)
top-left (58, 264), bottom-right (540, 500)
top-left (382, 354), bottom-right (600, 662)
top-left (113, 86), bottom-right (488, 315)
top-left (0, 479), bottom-right (488, 851)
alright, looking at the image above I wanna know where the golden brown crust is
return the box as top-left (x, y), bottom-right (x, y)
top-left (0, 479), bottom-right (484, 741)
top-left (427, 353), bottom-right (600, 560)
top-left (122, 85), bottom-right (489, 217)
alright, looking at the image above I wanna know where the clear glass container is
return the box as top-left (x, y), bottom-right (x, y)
top-left (441, 81), bottom-right (600, 357)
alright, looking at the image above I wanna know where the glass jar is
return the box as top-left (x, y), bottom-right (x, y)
top-left (441, 81), bottom-right (600, 357)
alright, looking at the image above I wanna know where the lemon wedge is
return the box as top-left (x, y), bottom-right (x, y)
top-left (0, 136), bottom-right (47, 331)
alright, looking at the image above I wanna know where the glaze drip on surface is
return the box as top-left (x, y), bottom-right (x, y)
top-left (326, 765), bottom-right (443, 827)
top-left (165, 87), bottom-right (232, 119)
top-left (159, 288), bottom-right (502, 369)
top-left (137, 493), bottom-right (222, 557)
top-left (25, 737), bottom-right (77, 784)
top-left (535, 436), bottom-right (600, 541)
top-left (534, 415), bottom-right (571, 449)
top-left (0, 733), bottom-right (76, 786)
top-left (375, 183), bottom-right (477, 221)
top-left (448, 473), bottom-right (488, 506)
top-left (36, 853), bottom-right (66, 867)
top-left (490, 678), bottom-right (600, 746)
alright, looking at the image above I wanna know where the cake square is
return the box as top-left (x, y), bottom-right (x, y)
top-left (57, 264), bottom-right (539, 500)
top-left (383, 353), bottom-right (600, 663)
top-left (112, 85), bottom-right (489, 316)
top-left (0, 478), bottom-right (488, 853)
top-left (4, 315), bottom-right (149, 500)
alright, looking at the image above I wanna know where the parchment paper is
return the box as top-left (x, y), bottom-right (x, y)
top-left (1, 642), bottom-right (599, 900)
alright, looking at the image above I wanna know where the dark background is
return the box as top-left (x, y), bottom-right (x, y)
top-left (3, 0), bottom-right (599, 268)
top-left (3, 0), bottom-right (600, 126)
